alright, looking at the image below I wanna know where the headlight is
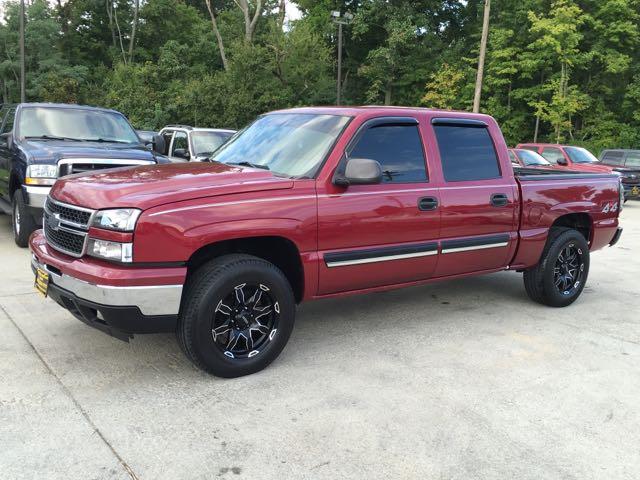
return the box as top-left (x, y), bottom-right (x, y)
top-left (25, 164), bottom-right (58, 185)
top-left (87, 239), bottom-right (133, 263)
top-left (92, 209), bottom-right (141, 232)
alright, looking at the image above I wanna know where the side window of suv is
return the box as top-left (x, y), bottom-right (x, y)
top-left (541, 147), bottom-right (564, 164)
top-left (348, 124), bottom-right (427, 183)
top-left (600, 151), bottom-right (624, 166)
top-left (1, 107), bottom-right (16, 134)
top-left (434, 124), bottom-right (500, 182)
top-left (171, 131), bottom-right (188, 156)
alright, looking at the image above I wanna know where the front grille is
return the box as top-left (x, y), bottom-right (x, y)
top-left (46, 199), bottom-right (92, 226)
top-left (43, 198), bottom-right (94, 257)
top-left (59, 159), bottom-right (153, 177)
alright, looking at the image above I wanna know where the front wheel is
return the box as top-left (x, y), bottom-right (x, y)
top-left (523, 228), bottom-right (590, 307)
top-left (12, 191), bottom-right (38, 248)
top-left (177, 254), bottom-right (296, 377)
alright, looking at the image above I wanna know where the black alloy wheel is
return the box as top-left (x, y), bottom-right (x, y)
top-left (211, 283), bottom-right (280, 359)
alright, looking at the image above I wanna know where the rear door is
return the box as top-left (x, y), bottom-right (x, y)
top-left (317, 116), bottom-right (441, 294)
top-left (430, 118), bottom-right (518, 277)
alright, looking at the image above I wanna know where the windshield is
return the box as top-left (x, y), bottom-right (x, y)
top-left (565, 146), bottom-right (599, 164)
top-left (18, 107), bottom-right (139, 143)
top-left (191, 131), bottom-right (234, 157)
top-left (211, 113), bottom-right (351, 177)
top-left (625, 153), bottom-right (640, 167)
top-left (518, 149), bottom-right (551, 166)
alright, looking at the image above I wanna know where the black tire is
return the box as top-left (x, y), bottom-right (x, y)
top-left (523, 227), bottom-right (590, 307)
top-left (12, 191), bottom-right (38, 248)
top-left (177, 254), bottom-right (296, 377)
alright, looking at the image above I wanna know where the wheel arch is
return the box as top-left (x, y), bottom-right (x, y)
top-left (550, 212), bottom-right (593, 244)
top-left (186, 235), bottom-right (305, 303)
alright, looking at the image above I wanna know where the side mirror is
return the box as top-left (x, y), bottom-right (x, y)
top-left (557, 157), bottom-right (568, 166)
top-left (0, 132), bottom-right (12, 149)
top-left (151, 134), bottom-right (166, 154)
top-left (173, 148), bottom-right (190, 160)
top-left (335, 157), bottom-right (383, 186)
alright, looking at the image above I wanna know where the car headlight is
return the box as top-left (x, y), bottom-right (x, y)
top-left (25, 164), bottom-right (58, 185)
top-left (92, 209), bottom-right (141, 232)
top-left (87, 239), bottom-right (133, 263)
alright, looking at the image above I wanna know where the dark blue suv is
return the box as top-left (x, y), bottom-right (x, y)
top-left (0, 103), bottom-right (167, 246)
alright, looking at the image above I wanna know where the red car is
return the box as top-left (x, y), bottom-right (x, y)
top-left (30, 107), bottom-right (623, 377)
top-left (516, 143), bottom-right (611, 173)
top-left (508, 148), bottom-right (558, 169)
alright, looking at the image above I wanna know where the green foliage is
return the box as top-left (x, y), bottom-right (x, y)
top-left (0, 0), bottom-right (639, 153)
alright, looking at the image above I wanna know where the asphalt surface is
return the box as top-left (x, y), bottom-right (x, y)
top-left (1, 204), bottom-right (639, 480)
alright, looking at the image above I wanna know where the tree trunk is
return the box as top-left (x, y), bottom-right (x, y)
top-left (205, 0), bottom-right (229, 70)
top-left (128, 0), bottom-right (140, 63)
top-left (473, 0), bottom-right (491, 113)
top-left (235, 0), bottom-right (263, 43)
top-left (113, 6), bottom-right (128, 64)
top-left (105, 0), bottom-right (117, 48)
top-left (384, 83), bottom-right (392, 105)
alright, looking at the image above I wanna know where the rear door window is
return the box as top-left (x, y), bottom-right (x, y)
top-left (541, 147), bottom-right (565, 164)
top-left (433, 125), bottom-right (500, 182)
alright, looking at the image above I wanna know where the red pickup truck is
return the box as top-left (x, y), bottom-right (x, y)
top-left (30, 107), bottom-right (623, 377)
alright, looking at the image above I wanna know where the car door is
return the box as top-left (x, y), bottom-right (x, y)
top-left (317, 116), bottom-right (441, 295)
top-left (0, 106), bottom-right (15, 201)
top-left (430, 118), bottom-right (518, 277)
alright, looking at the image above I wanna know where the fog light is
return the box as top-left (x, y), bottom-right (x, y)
top-left (87, 239), bottom-right (133, 263)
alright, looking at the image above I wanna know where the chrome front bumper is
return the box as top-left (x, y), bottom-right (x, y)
top-left (31, 256), bottom-right (183, 316)
top-left (23, 185), bottom-right (51, 209)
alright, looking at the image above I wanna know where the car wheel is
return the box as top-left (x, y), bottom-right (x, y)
top-left (523, 227), bottom-right (590, 307)
top-left (12, 191), bottom-right (37, 248)
top-left (177, 254), bottom-right (296, 377)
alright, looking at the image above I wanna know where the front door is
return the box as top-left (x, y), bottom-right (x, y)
top-left (0, 106), bottom-right (15, 201)
top-left (317, 116), bottom-right (441, 295)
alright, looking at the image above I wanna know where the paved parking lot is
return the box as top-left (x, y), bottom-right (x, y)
top-left (1, 203), bottom-right (639, 480)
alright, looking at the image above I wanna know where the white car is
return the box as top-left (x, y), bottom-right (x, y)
top-left (159, 125), bottom-right (236, 162)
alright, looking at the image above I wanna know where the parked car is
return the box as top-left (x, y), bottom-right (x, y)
top-left (0, 103), bottom-right (169, 246)
top-left (599, 149), bottom-right (640, 200)
top-left (136, 129), bottom-right (157, 144)
top-left (508, 148), bottom-right (557, 169)
top-left (516, 143), bottom-right (611, 172)
top-left (159, 125), bottom-right (236, 162)
top-left (30, 107), bottom-right (622, 378)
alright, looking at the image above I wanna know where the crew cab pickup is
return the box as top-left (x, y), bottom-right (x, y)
top-left (29, 107), bottom-right (623, 378)
top-left (0, 103), bottom-right (168, 247)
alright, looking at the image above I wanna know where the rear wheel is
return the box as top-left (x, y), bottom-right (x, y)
top-left (177, 254), bottom-right (296, 377)
top-left (523, 228), bottom-right (590, 307)
top-left (12, 191), bottom-right (38, 248)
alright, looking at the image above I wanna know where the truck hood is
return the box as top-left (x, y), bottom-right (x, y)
top-left (22, 139), bottom-right (161, 164)
top-left (50, 162), bottom-right (294, 210)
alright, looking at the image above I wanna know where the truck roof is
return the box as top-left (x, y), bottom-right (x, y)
top-left (271, 105), bottom-right (495, 121)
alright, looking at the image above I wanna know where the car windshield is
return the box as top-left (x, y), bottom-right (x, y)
top-left (565, 146), bottom-right (599, 164)
top-left (210, 113), bottom-right (350, 178)
top-left (625, 153), bottom-right (640, 167)
top-left (518, 149), bottom-right (551, 166)
top-left (18, 106), bottom-right (139, 143)
top-left (191, 131), bottom-right (234, 157)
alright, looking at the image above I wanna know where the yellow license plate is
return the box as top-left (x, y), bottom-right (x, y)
top-left (34, 267), bottom-right (49, 297)
top-left (632, 186), bottom-right (639, 196)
